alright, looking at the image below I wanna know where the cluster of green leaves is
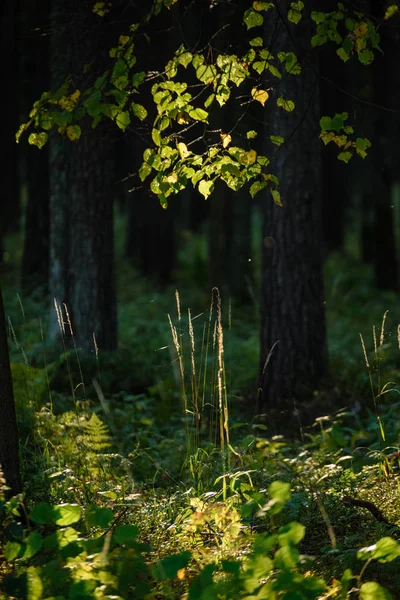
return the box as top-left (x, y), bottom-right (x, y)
top-left (16, 0), bottom-right (383, 207)
top-left (3, 479), bottom-right (399, 599)
top-left (311, 3), bottom-right (381, 64)
top-left (319, 112), bottom-right (371, 163)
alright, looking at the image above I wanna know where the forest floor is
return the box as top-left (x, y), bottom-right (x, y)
top-left (2, 239), bottom-right (400, 599)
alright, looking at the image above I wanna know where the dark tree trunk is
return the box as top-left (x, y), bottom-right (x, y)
top-left (361, 190), bottom-right (375, 264)
top-left (319, 2), bottom-right (350, 256)
top-left (123, 9), bottom-right (179, 284)
top-left (373, 168), bottom-right (397, 289)
top-left (226, 188), bottom-right (253, 301)
top-left (21, 146), bottom-right (50, 294)
top-left (369, 0), bottom-right (398, 290)
top-left (49, 0), bottom-right (117, 350)
top-left (67, 130), bottom-right (117, 350)
top-left (258, 2), bottom-right (327, 419)
top-left (0, 0), bottom-right (20, 257)
top-left (126, 181), bottom-right (177, 284)
top-left (208, 182), bottom-right (227, 292)
top-left (20, 0), bottom-right (50, 294)
top-left (0, 286), bottom-right (22, 496)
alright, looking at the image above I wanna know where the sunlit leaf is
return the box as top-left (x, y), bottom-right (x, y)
top-left (385, 5), bottom-right (399, 19)
top-left (272, 189), bottom-right (282, 206)
top-left (360, 582), bottom-right (393, 600)
top-left (177, 51), bottom-right (193, 68)
top-left (4, 541), bottom-right (21, 561)
top-left (270, 135), bottom-right (284, 146)
top-left (114, 110), bottom-right (130, 131)
top-left (250, 37), bottom-right (264, 47)
top-left (198, 180), bottom-right (214, 199)
top-left (244, 8), bottom-right (264, 30)
top-left (221, 133), bottom-right (232, 148)
top-left (28, 132), bottom-right (48, 149)
top-left (54, 504), bottom-right (81, 526)
top-left (188, 107), bottom-right (208, 122)
top-left (277, 97), bottom-right (295, 111)
top-left (250, 180), bottom-right (267, 198)
top-left (165, 59), bottom-right (178, 79)
top-left (131, 103), bottom-right (147, 121)
top-left (251, 88), bottom-right (269, 106)
top-left (177, 142), bottom-right (190, 159)
top-left (152, 128), bottom-right (162, 146)
top-left (27, 566), bottom-right (43, 600)
top-left (139, 162), bottom-right (152, 182)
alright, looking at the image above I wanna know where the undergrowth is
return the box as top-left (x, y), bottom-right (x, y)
top-left (2, 253), bottom-right (400, 598)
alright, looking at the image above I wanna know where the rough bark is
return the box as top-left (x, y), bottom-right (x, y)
top-left (259, 2), bottom-right (327, 418)
top-left (0, 286), bottom-right (22, 496)
top-left (48, 0), bottom-right (117, 350)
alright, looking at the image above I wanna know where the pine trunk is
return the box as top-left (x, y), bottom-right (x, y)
top-left (259, 2), bottom-right (327, 420)
top-left (48, 0), bottom-right (117, 350)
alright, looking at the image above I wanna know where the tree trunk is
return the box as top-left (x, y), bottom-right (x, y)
top-left (21, 146), bottom-right (50, 294)
top-left (0, 0), bottom-right (20, 257)
top-left (369, 0), bottom-right (398, 290)
top-left (0, 287), bottom-right (22, 496)
top-left (258, 2), bottom-right (327, 420)
top-left (48, 0), bottom-right (117, 350)
top-left (20, 0), bottom-right (50, 294)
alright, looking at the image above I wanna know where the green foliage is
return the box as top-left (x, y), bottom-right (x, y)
top-left (5, 241), bottom-right (400, 596)
top-left (320, 112), bottom-right (371, 162)
top-left (16, 0), bottom-right (381, 208)
top-left (3, 478), bottom-right (399, 598)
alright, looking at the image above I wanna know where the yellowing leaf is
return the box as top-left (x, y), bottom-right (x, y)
top-left (220, 133), bottom-right (232, 148)
top-left (167, 172), bottom-right (178, 184)
top-left (119, 35), bottom-right (130, 46)
top-left (271, 189), bottom-right (282, 206)
top-left (253, 1), bottom-right (273, 11)
top-left (93, 2), bottom-right (111, 17)
top-left (66, 125), bottom-right (81, 141)
top-left (240, 149), bottom-right (257, 165)
top-left (354, 22), bottom-right (368, 38)
top-left (198, 179), bottom-right (214, 199)
top-left (177, 112), bottom-right (190, 125)
top-left (59, 96), bottom-right (73, 111)
top-left (251, 88), bottom-right (269, 106)
top-left (177, 142), bottom-right (190, 159)
top-left (385, 5), bottom-right (399, 19)
top-left (70, 90), bottom-right (81, 104)
top-left (28, 132), bottom-right (48, 149)
top-left (177, 568), bottom-right (186, 580)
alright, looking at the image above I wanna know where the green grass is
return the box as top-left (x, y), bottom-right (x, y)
top-left (3, 240), bottom-right (400, 598)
